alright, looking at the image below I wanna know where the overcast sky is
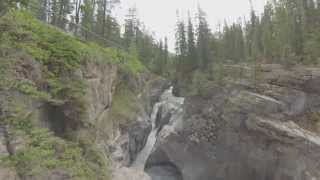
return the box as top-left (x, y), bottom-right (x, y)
top-left (115, 0), bottom-right (268, 51)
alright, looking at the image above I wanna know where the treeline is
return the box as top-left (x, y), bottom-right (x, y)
top-left (245, 0), bottom-right (320, 64)
top-left (123, 7), bottom-right (169, 75)
top-left (175, 0), bottom-right (320, 84)
top-left (0, 0), bottom-right (169, 75)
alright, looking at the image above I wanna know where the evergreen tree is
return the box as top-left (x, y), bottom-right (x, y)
top-left (71, 0), bottom-right (82, 35)
top-left (196, 7), bottom-right (211, 70)
top-left (187, 14), bottom-right (197, 71)
top-left (25, 0), bottom-right (49, 21)
top-left (123, 7), bottom-right (138, 50)
top-left (164, 37), bottom-right (169, 74)
top-left (222, 22), bottom-right (245, 62)
top-left (245, 9), bottom-right (259, 61)
top-left (175, 19), bottom-right (187, 64)
top-left (96, 0), bottom-right (119, 39)
top-left (260, 2), bottom-right (274, 61)
top-left (135, 26), bottom-right (154, 67)
top-left (81, 0), bottom-right (95, 40)
top-left (154, 40), bottom-right (164, 74)
top-left (51, 0), bottom-right (72, 29)
top-left (0, 0), bottom-right (26, 14)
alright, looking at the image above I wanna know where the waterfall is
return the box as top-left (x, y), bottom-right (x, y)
top-left (131, 86), bottom-right (184, 170)
top-left (131, 102), bottom-right (163, 169)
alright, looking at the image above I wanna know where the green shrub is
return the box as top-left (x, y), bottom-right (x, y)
top-left (109, 83), bottom-right (140, 126)
top-left (9, 128), bottom-right (109, 179)
top-left (1, 10), bottom-right (145, 75)
top-left (2, 102), bottom-right (110, 179)
top-left (15, 82), bottom-right (51, 100)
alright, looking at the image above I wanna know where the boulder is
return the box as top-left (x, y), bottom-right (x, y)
top-left (113, 167), bottom-right (151, 180)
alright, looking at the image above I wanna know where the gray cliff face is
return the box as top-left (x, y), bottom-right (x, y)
top-left (146, 65), bottom-right (320, 180)
top-left (0, 51), bottom-right (169, 179)
top-left (129, 121), bottom-right (152, 163)
top-left (0, 56), bottom-right (120, 179)
top-left (81, 60), bottom-right (118, 128)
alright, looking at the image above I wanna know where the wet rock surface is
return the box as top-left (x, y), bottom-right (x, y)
top-left (146, 64), bottom-right (320, 180)
top-left (129, 120), bottom-right (152, 163)
top-left (113, 167), bottom-right (151, 180)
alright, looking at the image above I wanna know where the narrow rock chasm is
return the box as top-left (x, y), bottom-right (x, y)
top-left (130, 86), bottom-right (184, 180)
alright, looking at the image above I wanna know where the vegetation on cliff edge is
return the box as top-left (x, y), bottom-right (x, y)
top-left (0, 10), bottom-right (148, 179)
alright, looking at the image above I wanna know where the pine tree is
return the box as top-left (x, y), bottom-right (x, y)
top-left (81, 0), bottom-right (95, 40)
top-left (96, 0), bottom-right (119, 39)
top-left (261, 2), bottom-right (274, 61)
top-left (155, 40), bottom-right (164, 74)
top-left (303, 0), bottom-right (320, 62)
top-left (123, 7), bottom-right (138, 50)
top-left (0, 0), bottom-right (25, 14)
top-left (105, 15), bottom-right (121, 44)
top-left (26, 0), bottom-right (49, 21)
top-left (72, 0), bottom-right (82, 35)
top-left (223, 22), bottom-right (245, 62)
top-left (135, 25), bottom-right (154, 67)
top-left (164, 37), bottom-right (169, 74)
top-left (175, 19), bottom-right (187, 59)
top-left (187, 14), bottom-right (197, 71)
top-left (51, 0), bottom-right (72, 29)
top-left (196, 7), bottom-right (211, 70)
top-left (175, 16), bottom-right (187, 81)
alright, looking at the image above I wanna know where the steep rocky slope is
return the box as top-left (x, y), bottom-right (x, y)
top-left (146, 64), bottom-right (320, 180)
top-left (0, 11), bottom-right (167, 180)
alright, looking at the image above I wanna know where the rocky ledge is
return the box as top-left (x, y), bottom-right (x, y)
top-left (146, 64), bottom-right (320, 180)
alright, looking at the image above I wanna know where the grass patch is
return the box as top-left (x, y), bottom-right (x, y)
top-left (6, 128), bottom-right (111, 179)
top-left (109, 83), bottom-right (140, 126)
top-left (0, 10), bottom-right (145, 75)
top-left (0, 9), bottom-right (145, 99)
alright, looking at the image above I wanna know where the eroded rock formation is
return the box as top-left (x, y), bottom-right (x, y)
top-left (146, 64), bottom-right (320, 180)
